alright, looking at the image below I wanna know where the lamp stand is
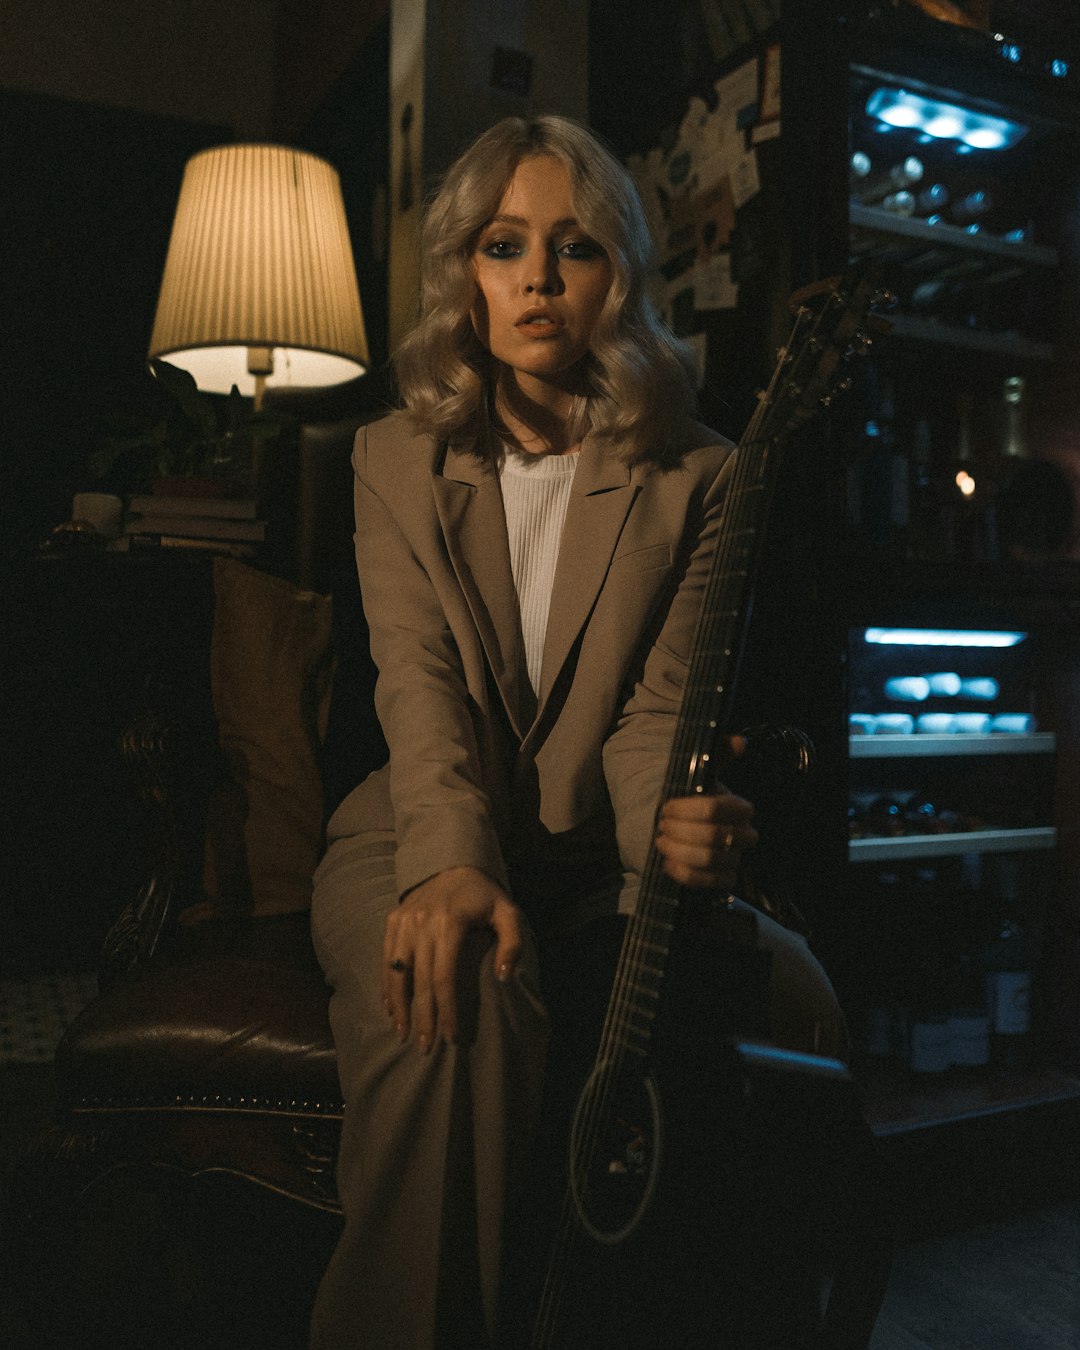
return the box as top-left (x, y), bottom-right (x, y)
top-left (247, 346), bottom-right (274, 413)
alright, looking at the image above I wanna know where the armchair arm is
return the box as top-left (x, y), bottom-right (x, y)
top-left (99, 687), bottom-right (219, 986)
top-left (99, 706), bottom-right (180, 983)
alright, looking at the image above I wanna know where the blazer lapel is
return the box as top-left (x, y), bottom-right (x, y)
top-left (431, 443), bottom-right (534, 738)
top-left (535, 440), bottom-right (639, 712)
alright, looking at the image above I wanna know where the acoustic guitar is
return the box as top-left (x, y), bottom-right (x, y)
top-left (529, 270), bottom-right (886, 1350)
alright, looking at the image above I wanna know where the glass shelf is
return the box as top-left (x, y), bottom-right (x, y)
top-left (863, 1063), bottom-right (1080, 1136)
top-left (849, 202), bottom-right (1059, 269)
top-left (849, 826), bottom-right (1057, 863)
top-left (850, 732), bottom-right (1056, 758)
top-left (882, 312), bottom-right (1056, 361)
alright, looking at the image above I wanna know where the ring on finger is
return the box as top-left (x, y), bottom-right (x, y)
top-left (722, 828), bottom-right (735, 851)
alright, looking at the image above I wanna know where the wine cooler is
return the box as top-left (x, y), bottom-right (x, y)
top-left (841, 619), bottom-right (1069, 1129)
top-left (812, 7), bottom-right (1080, 1130)
top-left (839, 6), bottom-right (1080, 569)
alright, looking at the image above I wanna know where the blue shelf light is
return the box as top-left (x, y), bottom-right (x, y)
top-left (864, 629), bottom-right (1028, 648)
top-left (866, 87), bottom-right (1028, 152)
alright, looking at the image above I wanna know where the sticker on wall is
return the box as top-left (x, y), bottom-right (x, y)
top-left (693, 252), bottom-right (738, 311)
top-left (716, 57), bottom-right (760, 132)
top-left (731, 148), bottom-right (761, 210)
top-left (760, 43), bottom-right (781, 123)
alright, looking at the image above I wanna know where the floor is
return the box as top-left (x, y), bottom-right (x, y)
top-left (2, 979), bottom-right (1078, 1349)
top-left (870, 1200), bottom-right (1079, 1349)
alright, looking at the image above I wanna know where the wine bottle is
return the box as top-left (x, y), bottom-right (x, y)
top-left (916, 182), bottom-right (950, 215)
top-left (862, 372), bottom-right (908, 550)
top-left (1000, 375), bottom-right (1028, 458)
top-left (908, 867), bottom-right (952, 1074)
top-left (850, 150), bottom-right (873, 184)
top-left (947, 952), bottom-right (991, 1068)
top-left (983, 856), bottom-right (1033, 1069)
top-left (884, 675), bottom-right (931, 701)
top-left (881, 190), bottom-right (916, 216)
top-left (863, 868), bottom-right (911, 1062)
top-left (958, 677), bottom-right (999, 700)
top-left (857, 156), bottom-right (924, 204)
top-left (925, 671), bottom-right (962, 696)
top-left (950, 389), bottom-right (984, 561)
top-left (949, 852), bottom-right (992, 1068)
top-left (950, 188), bottom-right (993, 224)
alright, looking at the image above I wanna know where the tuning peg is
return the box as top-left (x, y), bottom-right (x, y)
top-left (846, 331), bottom-right (876, 359)
top-left (821, 377), bottom-right (854, 408)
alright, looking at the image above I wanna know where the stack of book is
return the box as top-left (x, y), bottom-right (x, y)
top-left (122, 492), bottom-right (266, 558)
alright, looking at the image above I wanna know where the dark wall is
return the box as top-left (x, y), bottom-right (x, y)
top-left (1, 89), bottom-right (227, 558)
top-left (291, 14), bottom-right (391, 376)
top-left (589, 0), bottom-right (721, 159)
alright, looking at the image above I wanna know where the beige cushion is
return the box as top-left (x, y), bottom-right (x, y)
top-left (202, 558), bottom-right (334, 917)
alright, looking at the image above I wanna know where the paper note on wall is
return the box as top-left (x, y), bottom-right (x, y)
top-left (694, 252), bottom-right (738, 311)
top-left (760, 44), bottom-right (781, 123)
top-left (731, 149), bottom-right (761, 210)
top-left (715, 57), bottom-right (759, 132)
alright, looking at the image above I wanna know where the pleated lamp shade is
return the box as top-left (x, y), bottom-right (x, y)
top-left (148, 144), bottom-right (369, 402)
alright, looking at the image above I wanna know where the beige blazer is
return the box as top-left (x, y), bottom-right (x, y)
top-left (325, 410), bottom-right (734, 908)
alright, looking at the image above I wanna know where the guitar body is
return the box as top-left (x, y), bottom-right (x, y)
top-left (533, 904), bottom-right (853, 1350)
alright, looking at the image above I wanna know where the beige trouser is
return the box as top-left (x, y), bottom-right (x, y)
top-left (308, 831), bottom-right (847, 1350)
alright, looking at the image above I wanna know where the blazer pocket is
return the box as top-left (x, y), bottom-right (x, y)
top-left (609, 542), bottom-right (672, 573)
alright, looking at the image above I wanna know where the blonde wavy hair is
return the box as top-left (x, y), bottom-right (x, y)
top-left (393, 114), bottom-right (696, 465)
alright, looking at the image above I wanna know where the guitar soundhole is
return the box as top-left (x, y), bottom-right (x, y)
top-left (569, 1062), bottom-right (662, 1246)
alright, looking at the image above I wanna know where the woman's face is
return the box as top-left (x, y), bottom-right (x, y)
top-left (470, 154), bottom-right (613, 408)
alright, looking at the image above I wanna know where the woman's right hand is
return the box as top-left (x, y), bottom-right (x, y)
top-left (382, 866), bottom-right (524, 1052)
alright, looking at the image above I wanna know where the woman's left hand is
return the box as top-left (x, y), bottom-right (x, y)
top-left (655, 791), bottom-right (757, 890)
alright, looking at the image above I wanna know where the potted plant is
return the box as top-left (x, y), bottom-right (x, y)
top-left (86, 360), bottom-right (286, 500)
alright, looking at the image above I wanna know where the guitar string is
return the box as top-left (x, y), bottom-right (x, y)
top-left (549, 296), bottom-right (818, 1226)
top-left (530, 292), bottom-right (837, 1346)
top-left (531, 315), bottom-right (802, 1347)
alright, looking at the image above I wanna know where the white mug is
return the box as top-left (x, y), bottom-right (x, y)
top-left (72, 492), bottom-right (123, 539)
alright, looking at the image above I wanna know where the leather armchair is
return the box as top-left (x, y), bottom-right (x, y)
top-left (13, 396), bottom-right (383, 1349)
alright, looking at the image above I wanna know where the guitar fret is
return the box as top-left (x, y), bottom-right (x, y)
top-left (635, 962), bottom-right (665, 979)
top-left (615, 1036), bottom-right (649, 1058)
top-left (627, 984), bottom-right (659, 1005)
top-left (615, 986), bottom-right (658, 1015)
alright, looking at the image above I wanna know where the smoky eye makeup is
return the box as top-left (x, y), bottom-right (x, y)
top-left (558, 236), bottom-right (605, 260)
top-left (477, 235), bottom-right (522, 259)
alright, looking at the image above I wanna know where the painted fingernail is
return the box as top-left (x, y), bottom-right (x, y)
top-left (497, 961), bottom-right (512, 982)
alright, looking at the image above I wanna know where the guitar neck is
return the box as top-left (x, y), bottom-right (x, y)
top-left (596, 272), bottom-right (881, 1067)
top-left (596, 429), bottom-right (783, 1067)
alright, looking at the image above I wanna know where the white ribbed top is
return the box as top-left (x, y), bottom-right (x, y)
top-left (500, 449), bottom-right (579, 695)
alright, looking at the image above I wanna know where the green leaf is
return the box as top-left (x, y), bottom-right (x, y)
top-left (150, 359), bottom-right (217, 439)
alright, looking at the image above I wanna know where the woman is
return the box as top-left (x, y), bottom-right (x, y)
top-left (309, 114), bottom-right (847, 1350)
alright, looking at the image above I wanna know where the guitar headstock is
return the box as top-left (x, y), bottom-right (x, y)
top-left (755, 269), bottom-right (892, 438)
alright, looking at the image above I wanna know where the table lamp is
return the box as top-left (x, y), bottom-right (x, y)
top-left (148, 143), bottom-right (369, 410)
